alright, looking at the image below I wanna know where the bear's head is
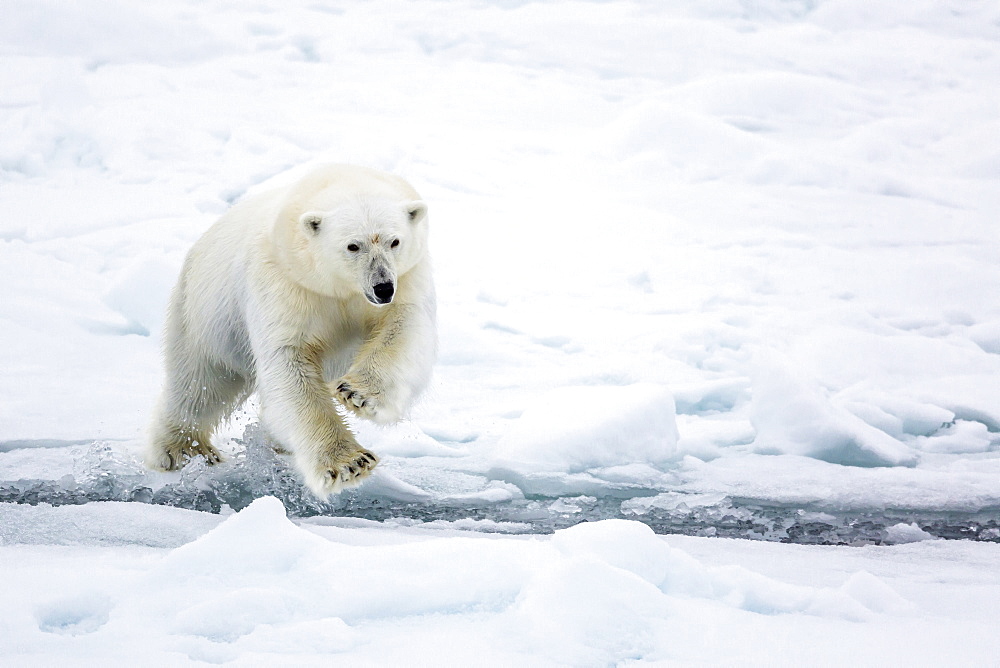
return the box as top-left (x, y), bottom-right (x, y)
top-left (272, 165), bottom-right (429, 304)
top-left (297, 197), bottom-right (427, 305)
top-left (266, 165), bottom-right (427, 306)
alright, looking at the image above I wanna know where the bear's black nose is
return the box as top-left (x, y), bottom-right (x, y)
top-left (373, 282), bottom-right (394, 304)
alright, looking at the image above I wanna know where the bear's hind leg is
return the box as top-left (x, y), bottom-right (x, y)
top-left (146, 362), bottom-right (245, 471)
top-left (146, 420), bottom-right (222, 471)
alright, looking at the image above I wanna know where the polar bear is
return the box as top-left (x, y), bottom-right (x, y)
top-left (146, 164), bottom-right (436, 497)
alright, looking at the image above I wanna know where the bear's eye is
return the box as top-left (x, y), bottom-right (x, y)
top-left (347, 243), bottom-right (360, 252)
top-left (390, 239), bottom-right (400, 249)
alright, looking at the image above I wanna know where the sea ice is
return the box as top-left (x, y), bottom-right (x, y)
top-left (492, 383), bottom-right (680, 474)
top-left (750, 352), bottom-right (918, 467)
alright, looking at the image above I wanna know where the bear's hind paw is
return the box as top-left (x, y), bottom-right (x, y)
top-left (147, 440), bottom-right (223, 471)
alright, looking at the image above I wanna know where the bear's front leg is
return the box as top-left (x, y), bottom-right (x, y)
top-left (333, 302), bottom-right (434, 425)
top-left (256, 341), bottom-right (379, 497)
top-left (306, 439), bottom-right (379, 496)
top-left (333, 373), bottom-right (384, 423)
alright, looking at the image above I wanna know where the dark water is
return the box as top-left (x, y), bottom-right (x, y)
top-left (2, 425), bottom-right (998, 546)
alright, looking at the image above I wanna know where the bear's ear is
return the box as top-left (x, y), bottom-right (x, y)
top-left (300, 212), bottom-right (324, 235)
top-left (406, 201), bottom-right (427, 225)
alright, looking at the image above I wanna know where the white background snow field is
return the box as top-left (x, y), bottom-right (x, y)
top-left (2, 0), bottom-right (999, 665)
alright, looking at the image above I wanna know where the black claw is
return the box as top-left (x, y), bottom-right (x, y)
top-left (347, 466), bottom-right (357, 476)
top-left (330, 470), bottom-right (339, 481)
top-left (338, 382), bottom-right (349, 392)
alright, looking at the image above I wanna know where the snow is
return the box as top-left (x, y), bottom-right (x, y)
top-left (2, 0), bottom-right (1000, 663)
top-left (4, 498), bottom-right (1000, 666)
top-left (493, 383), bottom-right (680, 473)
top-left (750, 350), bottom-right (919, 467)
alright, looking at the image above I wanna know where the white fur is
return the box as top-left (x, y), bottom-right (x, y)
top-left (147, 164), bottom-right (436, 497)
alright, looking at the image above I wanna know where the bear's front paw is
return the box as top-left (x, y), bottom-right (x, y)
top-left (333, 377), bottom-right (381, 420)
top-left (303, 448), bottom-right (378, 497)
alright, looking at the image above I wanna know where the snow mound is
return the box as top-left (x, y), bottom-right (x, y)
top-left (493, 384), bottom-right (680, 475)
top-left (548, 519), bottom-right (902, 622)
top-left (156, 496), bottom-right (328, 580)
top-left (102, 250), bottom-right (178, 337)
top-left (4, 499), bottom-right (995, 665)
top-left (148, 502), bottom-right (916, 663)
top-left (751, 353), bottom-right (918, 467)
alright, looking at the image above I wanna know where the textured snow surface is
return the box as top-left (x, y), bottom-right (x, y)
top-left (4, 498), bottom-right (1000, 666)
top-left (3, 0), bottom-right (1000, 662)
